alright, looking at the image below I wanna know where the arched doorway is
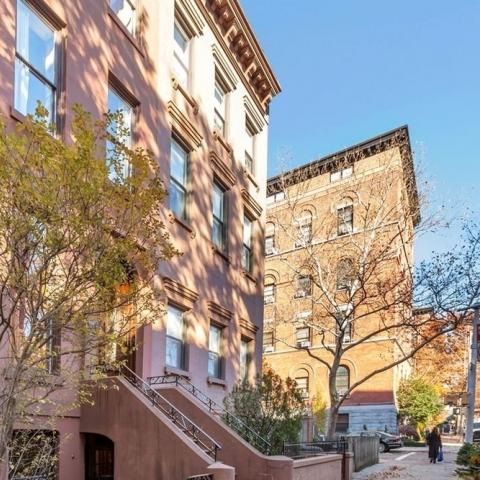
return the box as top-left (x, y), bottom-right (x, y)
top-left (84, 433), bottom-right (114, 480)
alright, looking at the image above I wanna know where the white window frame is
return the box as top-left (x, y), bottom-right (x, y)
top-left (264, 283), bottom-right (276, 305)
top-left (337, 204), bottom-right (353, 236)
top-left (166, 305), bottom-right (186, 370)
top-left (109, 0), bottom-right (137, 36)
top-left (173, 20), bottom-right (191, 89)
top-left (15, 0), bottom-right (58, 125)
top-left (170, 137), bottom-right (189, 221)
top-left (208, 323), bottom-right (223, 379)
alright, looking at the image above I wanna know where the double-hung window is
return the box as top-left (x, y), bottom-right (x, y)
top-left (263, 331), bottom-right (274, 352)
top-left (15, 0), bottom-right (57, 124)
top-left (337, 205), bottom-right (353, 236)
top-left (265, 235), bottom-right (275, 256)
top-left (166, 305), bottom-right (186, 370)
top-left (212, 182), bottom-right (227, 251)
top-left (239, 339), bottom-right (250, 381)
top-left (170, 138), bottom-right (189, 220)
top-left (110, 0), bottom-right (136, 36)
top-left (213, 78), bottom-right (227, 136)
top-left (208, 324), bottom-right (223, 379)
top-left (242, 215), bottom-right (253, 273)
top-left (295, 376), bottom-right (309, 398)
top-left (331, 166), bottom-right (353, 182)
top-left (295, 275), bottom-right (312, 298)
top-left (173, 21), bottom-right (190, 89)
top-left (107, 87), bottom-right (133, 182)
top-left (245, 119), bottom-right (255, 175)
top-left (335, 305), bottom-right (353, 343)
top-left (264, 284), bottom-right (276, 305)
top-left (296, 327), bottom-right (310, 347)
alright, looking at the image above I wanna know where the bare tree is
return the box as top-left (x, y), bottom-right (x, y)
top-left (0, 106), bottom-right (177, 468)
top-left (265, 132), bottom-right (480, 437)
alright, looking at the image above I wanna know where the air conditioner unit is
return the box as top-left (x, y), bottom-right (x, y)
top-left (297, 340), bottom-right (311, 348)
top-left (265, 247), bottom-right (278, 256)
top-left (295, 290), bottom-right (307, 298)
top-left (263, 345), bottom-right (274, 353)
top-left (300, 391), bottom-right (309, 399)
top-left (343, 335), bottom-right (351, 343)
top-left (264, 295), bottom-right (275, 304)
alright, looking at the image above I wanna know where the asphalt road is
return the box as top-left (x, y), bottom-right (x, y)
top-left (353, 445), bottom-right (461, 480)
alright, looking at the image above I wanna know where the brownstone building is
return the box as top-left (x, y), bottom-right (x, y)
top-left (263, 127), bottom-right (419, 435)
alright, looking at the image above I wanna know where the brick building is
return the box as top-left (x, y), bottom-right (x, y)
top-left (263, 127), bottom-right (419, 435)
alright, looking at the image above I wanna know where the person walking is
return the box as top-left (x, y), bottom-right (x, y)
top-left (427, 426), bottom-right (442, 463)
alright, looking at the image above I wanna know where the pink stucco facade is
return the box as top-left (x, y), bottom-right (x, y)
top-left (0, 0), bottom-right (283, 478)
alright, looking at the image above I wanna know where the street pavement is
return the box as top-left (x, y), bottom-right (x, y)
top-left (352, 444), bottom-right (461, 480)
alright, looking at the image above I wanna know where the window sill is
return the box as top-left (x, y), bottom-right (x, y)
top-left (167, 211), bottom-right (196, 239)
top-left (107, 7), bottom-right (145, 58)
top-left (10, 106), bottom-right (26, 124)
top-left (164, 366), bottom-right (191, 379)
top-left (213, 129), bottom-right (233, 157)
top-left (171, 76), bottom-right (199, 114)
top-left (211, 245), bottom-right (231, 264)
top-left (207, 376), bottom-right (227, 388)
top-left (242, 270), bottom-right (256, 284)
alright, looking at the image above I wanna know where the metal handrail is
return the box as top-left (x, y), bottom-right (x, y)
top-left (147, 374), bottom-right (272, 455)
top-left (110, 366), bottom-right (221, 460)
top-left (282, 440), bottom-right (348, 459)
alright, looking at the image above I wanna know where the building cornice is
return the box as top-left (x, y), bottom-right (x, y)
top-left (195, 0), bottom-right (281, 113)
top-left (267, 126), bottom-right (420, 226)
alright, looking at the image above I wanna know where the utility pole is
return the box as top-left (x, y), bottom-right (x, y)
top-left (465, 307), bottom-right (480, 443)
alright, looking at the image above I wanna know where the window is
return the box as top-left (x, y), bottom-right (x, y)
top-left (45, 318), bottom-right (61, 375)
top-left (245, 118), bottom-right (255, 175)
top-left (337, 258), bottom-right (355, 290)
top-left (264, 283), bottom-right (276, 304)
top-left (208, 324), bottom-right (223, 379)
top-left (173, 21), bottom-right (190, 88)
top-left (266, 191), bottom-right (285, 204)
top-left (15, 0), bottom-right (58, 124)
top-left (335, 305), bottom-right (353, 343)
top-left (239, 338), bottom-right (250, 381)
top-left (295, 376), bottom-right (309, 399)
top-left (295, 212), bottom-right (313, 247)
top-left (213, 77), bottom-right (227, 136)
top-left (336, 413), bottom-right (349, 433)
top-left (337, 205), bottom-right (353, 236)
top-left (212, 182), bottom-right (227, 251)
top-left (263, 331), bottom-right (274, 352)
top-left (295, 275), bottom-right (312, 298)
top-left (170, 138), bottom-right (189, 220)
top-left (166, 305), bottom-right (186, 369)
top-left (296, 327), bottom-right (310, 347)
top-left (335, 365), bottom-right (350, 397)
top-left (110, 0), bottom-right (136, 35)
top-left (331, 166), bottom-right (353, 182)
top-left (265, 235), bottom-right (275, 256)
top-left (242, 215), bottom-right (253, 273)
top-left (107, 87), bottom-right (133, 182)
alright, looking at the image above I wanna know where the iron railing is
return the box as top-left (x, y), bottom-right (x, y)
top-left (282, 440), bottom-right (347, 459)
top-left (110, 366), bottom-right (222, 460)
top-left (147, 374), bottom-right (272, 455)
top-left (185, 475), bottom-right (214, 480)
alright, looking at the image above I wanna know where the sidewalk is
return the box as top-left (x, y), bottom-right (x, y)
top-left (353, 446), bottom-right (460, 480)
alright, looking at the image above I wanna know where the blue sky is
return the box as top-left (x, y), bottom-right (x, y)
top-left (241, 0), bottom-right (480, 262)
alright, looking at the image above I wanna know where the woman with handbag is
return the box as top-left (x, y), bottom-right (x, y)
top-left (428, 427), bottom-right (442, 463)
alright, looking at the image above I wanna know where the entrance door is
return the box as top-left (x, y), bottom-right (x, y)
top-left (85, 434), bottom-right (114, 480)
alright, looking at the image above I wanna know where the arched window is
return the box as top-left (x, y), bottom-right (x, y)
top-left (337, 258), bottom-right (354, 290)
top-left (335, 365), bottom-right (350, 397)
top-left (337, 203), bottom-right (353, 236)
top-left (295, 369), bottom-right (310, 399)
top-left (264, 278), bottom-right (276, 305)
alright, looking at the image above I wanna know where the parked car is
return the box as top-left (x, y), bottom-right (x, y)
top-left (347, 431), bottom-right (403, 453)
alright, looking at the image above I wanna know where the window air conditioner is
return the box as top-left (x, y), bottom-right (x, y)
top-left (297, 340), bottom-right (311, 348)
top-left (263, 345), bottom-right (274, 353)
top-left (264, 295), bottom-right (275, 304)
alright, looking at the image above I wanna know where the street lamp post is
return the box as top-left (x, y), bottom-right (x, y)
top-left (465, 307), bottom-right (480, 443)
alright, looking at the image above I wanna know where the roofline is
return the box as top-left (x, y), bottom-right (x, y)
top-left (267, 126), bottom-right (420, 226)
top-left (232, 0), bottom-right (281, 95)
